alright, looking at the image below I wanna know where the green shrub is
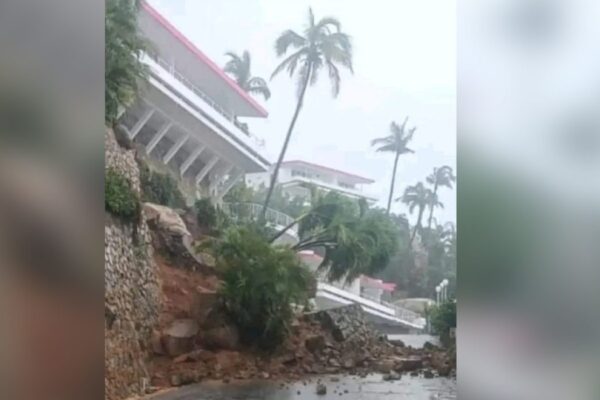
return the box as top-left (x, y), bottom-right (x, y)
top-left (140, 165), bottom-right (186, 208)
top-left (429, 300), bottom-right (456, 346)
top-left (214, 227), bottom-right (312, 350)
top-left (105, 168), bottom-right (140, 221)
top-left (195, 198), bottom-right (217, 228)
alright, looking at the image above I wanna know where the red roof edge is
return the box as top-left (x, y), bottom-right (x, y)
top-left (281, 160), bottom-right (375, 183)
top-left (141, 1), bottom-right (268, 118)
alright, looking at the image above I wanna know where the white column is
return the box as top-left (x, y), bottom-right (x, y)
top-left (180, 144), bottom-right (206, 176)
top-left (163, 133), bottom-right (190, 163)
top-left (217, 169), bottom-right (244, 200)
top-left (210, 163), bottom-right (233, 195)
top-left (146, 122), bottom-right (172, 154)
top-left (195, 155), bottom-right (219, 186)
top-left (129, 108), bottom-right (155, 139)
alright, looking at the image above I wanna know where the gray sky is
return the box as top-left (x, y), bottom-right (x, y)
top-left (149, 0), bottom-right (456, 224)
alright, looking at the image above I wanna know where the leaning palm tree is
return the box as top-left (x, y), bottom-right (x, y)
top-left (260, 7), bottom-right (353, 221)
top-left (425, 165), bottom-right (455, 231)
top-left (371, 118), bottom-right (416, 214)
top-left (400, 182), bottom-right (441, 247)
top-left (223, 50), bottom-right (271, 100)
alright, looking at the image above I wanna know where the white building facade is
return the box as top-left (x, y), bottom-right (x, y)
top-left (118, 1), bottom-right (270, 203)
top-left (247, 160), bottom-right (377, 204)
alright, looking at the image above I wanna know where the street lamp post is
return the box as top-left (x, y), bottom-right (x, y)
top-left (435, 285), bottom-right (441, 304)
top-left (442, 279), bottom-right (449, 302)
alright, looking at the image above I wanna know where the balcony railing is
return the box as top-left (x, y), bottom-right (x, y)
top-left (144, 52), bottom-right (265, 149)
top-left (221, 202), bottom-right (298, 237)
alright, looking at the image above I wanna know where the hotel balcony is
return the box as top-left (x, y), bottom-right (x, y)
top-left (117, 1), bottom-right (270, 203)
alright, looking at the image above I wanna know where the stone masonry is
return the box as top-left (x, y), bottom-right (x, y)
top-left (105, 129), bottom-right (160, 400)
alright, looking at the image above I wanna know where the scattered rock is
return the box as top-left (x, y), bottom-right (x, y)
top-left (395, 356), bottom-right (423, 372)
top-left (423, 370), bottom-right (435, 379)
top-left (316, 383), bottom-right (327, 395)
top-left (305, 335), bottom-right (326, 353)
top-left (389, 338), bottom-right (405, 347)
top-left (382, 371), bottom-right (401, 381)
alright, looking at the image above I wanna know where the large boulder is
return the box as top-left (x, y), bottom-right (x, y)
top-left (144, 203), bottom-right (215, 271)
top-left (201, 324), bottom-right (240, 351)
top-left (162, 319), bottom-right (199, 357)
top-left (143, 203), bottom-right (190, 236)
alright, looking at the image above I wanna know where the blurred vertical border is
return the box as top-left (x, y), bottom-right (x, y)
top-left (459, 0), bottom-right (600, 399)
top-left (0, 0), bottom-right (104, 399)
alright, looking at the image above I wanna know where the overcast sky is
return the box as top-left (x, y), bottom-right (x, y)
top-left (149, 0), bottom-right (456, 224)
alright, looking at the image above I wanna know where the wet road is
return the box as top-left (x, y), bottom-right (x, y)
top-left (149, 374), bottom-right (456, 400)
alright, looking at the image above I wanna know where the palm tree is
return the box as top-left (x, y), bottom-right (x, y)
top-left (260, 7), bottom-right (353, 221)
top-left (400, 182), bottom-right (441, 247)
top-left (223, 50), bottom-right (271, 100)
top-left (425, 166), bottom-right (455, 231)
top-left (371, 118), bottom-right (416, 214)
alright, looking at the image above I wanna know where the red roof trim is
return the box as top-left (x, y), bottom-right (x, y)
top-left (281, 160), bottom-right (375, 183)
top-left (141, 1), bottom-right (268, 118)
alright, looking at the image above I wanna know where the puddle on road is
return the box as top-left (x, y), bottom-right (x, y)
top-left (150, 374), bottom-right (456, 400)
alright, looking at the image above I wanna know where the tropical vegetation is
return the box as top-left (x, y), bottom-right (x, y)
top-left (212, 227), bottom-right (312, 349)
top-left (105, 168), bottom-right (140, 221)
top-left (429, 300), bottom-right (456, 346)
top-left (371, 118), bottom-right (416, 214)
top-left (400, 182), bottom-right (440, 248)
top-left (271, 192), bottom-right (399, 283)
top-left (261, 7), bottom-right (354, 220)
top-left (105, 0), bottom-right (148, 125)
top-left (224, 50), bottom-right (271, 100)
top-left (139, 163), bottom-right (186, 209)
top-left (425, 166), bottom-right (455, 233)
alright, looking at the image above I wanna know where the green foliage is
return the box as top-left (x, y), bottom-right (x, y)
top-left (375, 219), bottom-right (456, 299)
top-left (214, 227), bottom-right (312, 349)
top-left (194, 198), bottom-right (217, 228)
top-left (139, 164), bottom-right (186, 208)
top-left (224, 50), bottom-right (271, 100)
top-left (291, 193), bottom-right (399, 283)
top-left (105, 0), bottom-right (148, 124)
top-left (105, 168), bottom-right (140, 221)
top-left (429, 301), bottom-right (456, 346)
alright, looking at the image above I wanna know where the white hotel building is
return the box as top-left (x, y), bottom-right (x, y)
top-left (247, 160), bottom-right (378, 204)
top-left (118, 1), bottom-right (270, 202)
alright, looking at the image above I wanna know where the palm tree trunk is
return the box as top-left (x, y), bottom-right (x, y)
top-left (260, 66), bottom-right (312, 222)
top-left (386, 151), bottom-right (401, 214)
top-left (409, 207), bottom-right (425, 248)
top-left (426, 184), bottom-right (439, 232)
top-left (269, 212), bottom-right (307, 243)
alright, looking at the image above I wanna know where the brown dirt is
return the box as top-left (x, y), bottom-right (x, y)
top-left (148, 246), bottom-right (455, 392)
top-left (154, 253), bottom-right (219, 328)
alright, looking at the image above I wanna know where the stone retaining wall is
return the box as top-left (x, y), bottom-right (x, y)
top-left (105, 129), bottom-right (160, 400)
